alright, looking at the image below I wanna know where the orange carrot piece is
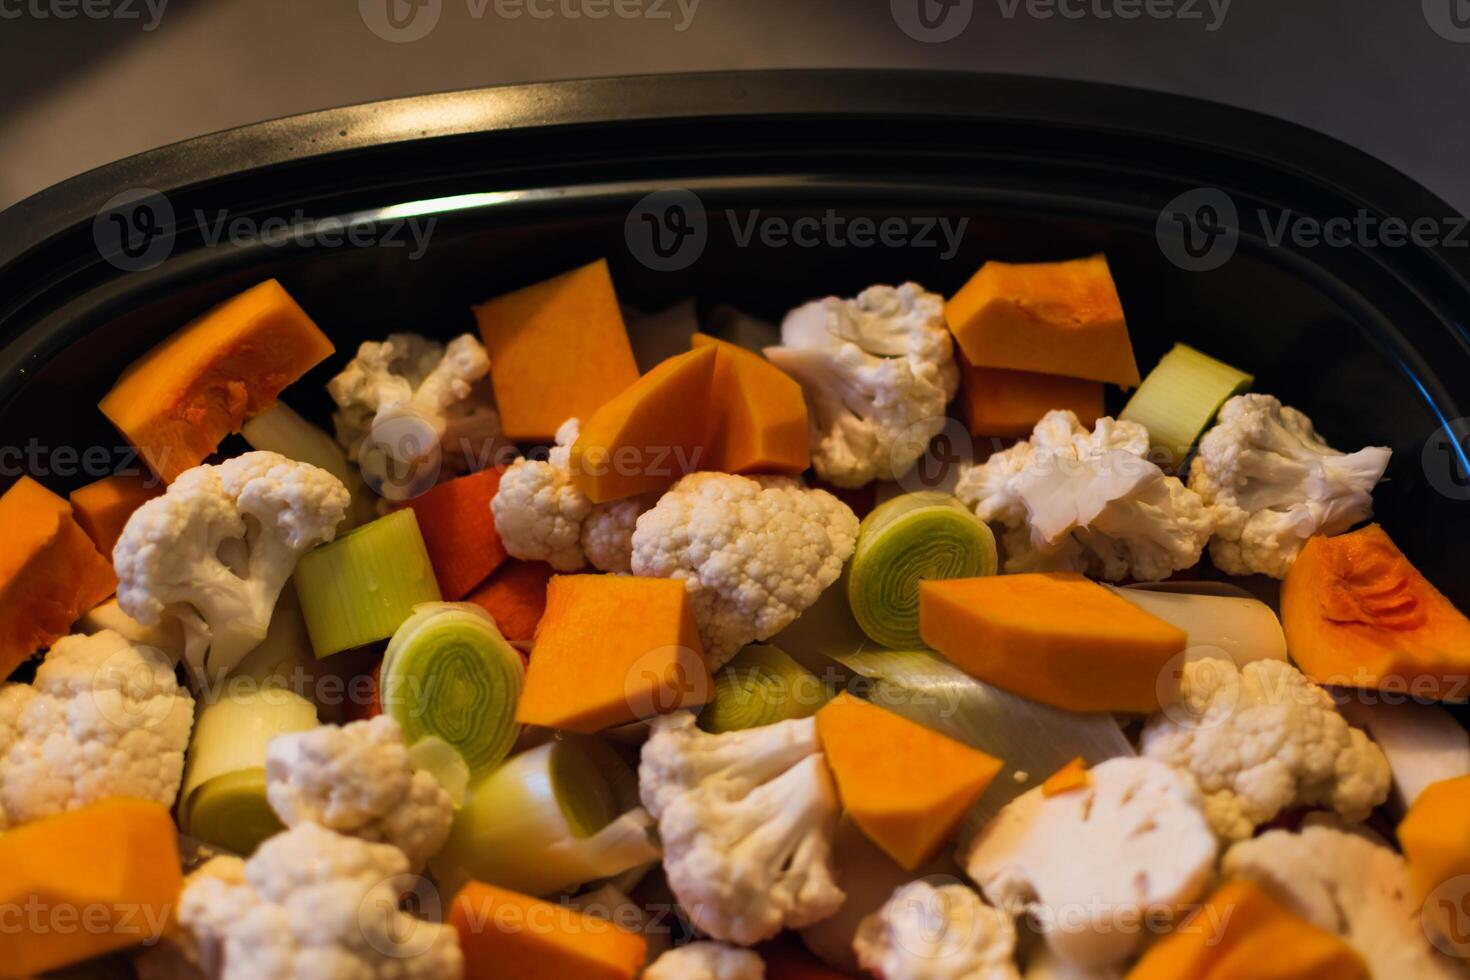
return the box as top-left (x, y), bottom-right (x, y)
top-left (68, 472), bottom-right (163, 557)
top-left (396, 468), bottom-right (508, 600)
top-left (465, 560), bottom-right (555, 643)
top-left (0, 477), bottom-right (116, 679)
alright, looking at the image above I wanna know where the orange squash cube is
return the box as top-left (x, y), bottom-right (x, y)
top-left (692, 332), bottom-right (810, 475)
top-left (452, 881), bottom-right (647, 980)
top-left (475, 260), bottom-right (641, 442)
top-left (945, 255), bottom-right (1140, 387)
top-left (99, 279), bottom-right (334, 483)
top-left (68, 472), bottom-right (163, 557)
top-left (1042, 757), bottom-right (1091, 797)
top-left (516, 575), bottom-right (710, 733)
top-left (1400, 774), bottom-right (1470, 954)
top-left (958, 355), bottom-right (1106, 438)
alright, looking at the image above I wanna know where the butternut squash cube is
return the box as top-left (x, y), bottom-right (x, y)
top-left (692, 332), bottom-right (810, 475)
top-left (958, 355), bottom-right (1106, 438)
top-left (945, 255), bottom-right (1140, 387)
top-left (816, 692), bottom-right (1002, 870)
top-left (0, 798), bottom-right (183, 977)
top-left (1282, 524), bottom-right (1470, 700)
top-left (0, 477), bottom-right (116, 680)
top-left (1041, 756), bottom-right (1090, 797)
top-left (452, 880), bottom-right (647, 980)
top-left (68, 472), bottom-right (163, 557)
top-left (475, 259), bottom-right (641, 441)
top-left (918, 573), bottom-right (1186, 713)
top-left (99, 279), bottom-right (335, 483)
top-left (1126, 879), bottom-right (1367, 980)
top-left (1400, 774), bottom-right (1470, 952)
top-left (516, 575), bottom-right (710, 733)
top-left (569, 345), bottom-right (717, 503)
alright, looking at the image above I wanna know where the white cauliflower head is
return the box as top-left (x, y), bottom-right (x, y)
top-left (1140, 657), bottom-right (1390, 841)
top-left (265, 715), bottom-right (454, 873)
top-left (1224, 821), bottom-right (1461, 979)
top-left (114, 451), bottom-right (350, 687)
top-left (963, 757), bottom-right (1217, 970)
top-left (177, 822), bottom-right (463, 980)
top-left (0, 630), bottom-right (194, 830)
top-left (630, 472), bottom-right (859, 668)
top-left (956, 412), bottom-right (1212, 582)
top-left (638, 711), bottom-right (844, 945)
top-left (644, 942), bottom-right (766, 980)
top-left (764, 283), bottom-right (959, 488)
top-left (328, 333), bottom-right (503, 497)
top-left (1188, 394), bottom-right (1391, 578)
top-left (853, 880), bottom-right (1020, 980)
top-left (490, 417), bottom-right (653, 573)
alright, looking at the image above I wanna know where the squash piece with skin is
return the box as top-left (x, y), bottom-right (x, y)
top-left (691, 332), bottom-right (810, 475)
top-left (945, 255), bottom-right (1140, 387)
top-left (452, 880), bottom-right (648, 980)
top-left (475, 259), bottom-right (641, 442)
top-left (816, 692), bottom-right (1003, 870)
top-left (99, 279), bottom-right (335, 483)
top-left (1126, 879), bottom-right (1368, 980)
top-left (516, 575), bottom-right (711, 733)
top-left (569, 345), bottom-right (718, 503)
top-left (957, 354), bottom-right (1106, 438)
top-left (919, 572), bottom-right (1187, 713)
top-left (0, 798), bottom-right (183, 977)
top-left (0, 477), bottom-right (116, 679)
top-left (1282, 523), bottom-right (1470, 700)
top-left (1400, 774), bottom-right (1470, 954)
top-left (68, 471), bottom-right (163, 557)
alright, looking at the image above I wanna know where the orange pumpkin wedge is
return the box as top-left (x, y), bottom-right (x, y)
top-left (68, 472), bottom-right (163, 557)
top-left (99, 279), bottom-right (334, 483)
top-left (692, 332), bottom-right (810, 475)
top-left (957, 354), bottom-right (1106, 438)
top-left (452, 880), bottom-right (647, 980)
top-left (1282, 524), bottom-right (1470, 700)
top-left (816, 692), bottom-right (1002, 870)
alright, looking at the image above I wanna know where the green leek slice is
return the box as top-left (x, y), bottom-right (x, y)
top-left (293, 508), bottom-right (442, 658)
top-left (698, 644), bottom-right (828, 733)
top-left (847, 491), bottom-right (996, 648)
top-left (430, 737), bottom-right (659, 898)
top-left (242, 401), bottom-right (377, 528)
top-left (179, 686), bottom-right (318, 855)
top-left (1120, 343), bottom-right (1252, 468)
top-left (381, 602), bottom-right (524, 780)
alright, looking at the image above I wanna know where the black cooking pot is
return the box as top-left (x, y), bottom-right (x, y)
top-left (1, 70), bottom-right (1467, 604)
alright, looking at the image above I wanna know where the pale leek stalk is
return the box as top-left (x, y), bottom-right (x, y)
top-left (847, 491), bottom-right (996, 648)
top-left (1120, 343), bottom-right (1252, 468)
top-left (293, 509), bottom-right (442, 657)
top-left (698, 644), bottom-right (828, 733)
top-left (407, 735), bottom-right (472, 807)
top-left (430, 737), bottom-right (660, 898)
top-left (381, 602), bottom-right (525, 780)
top-left (242, 401), bottom-right (377, 527)
top-left (1109, 583), bottom-right (1287, 667)
top-left (179, 686), bottom-right (318, 855)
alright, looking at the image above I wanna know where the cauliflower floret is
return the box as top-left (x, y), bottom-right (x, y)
top-left (956, 412), bottom-right (1212, 581)
top-left (490, 417), bottom-right (653, 573)
top-left (1224, 822), bottom-right (1461, 978)
top-left (265, 715), bottom-right (453, 873)
top-left (630, 472), bottom-right (859, 667)
top-left (177, 822), bottom-right (463, 980)
top-left (645, 942), bottom-right (766, 980)
top-left (1188, 394), bottom-right (1391, 578)
top-left (328, 333), bottom-right (503, 494)
top-left (764, 283), bottom-right (959, 488)
top-left (853, 880), bottom-right (1020, 980)
top-left (963, 757), bottom-right (1217, 970)
top-left (0, 630), bottom-right (194, 831)
top-left (114, 452), bottom-right (350, 687)
top-left (638, 712), bottom-right (844, 945)
top-left (1140, 657), bottom-right (1390, 841)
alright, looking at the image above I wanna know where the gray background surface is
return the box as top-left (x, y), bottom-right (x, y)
top-left (0, 0), bottom-right (1466, 213)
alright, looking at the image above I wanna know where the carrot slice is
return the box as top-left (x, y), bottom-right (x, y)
top-left (396, 468), bottom-right (508, 600)
top-left (465, 560), bottom-right (555, 643)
